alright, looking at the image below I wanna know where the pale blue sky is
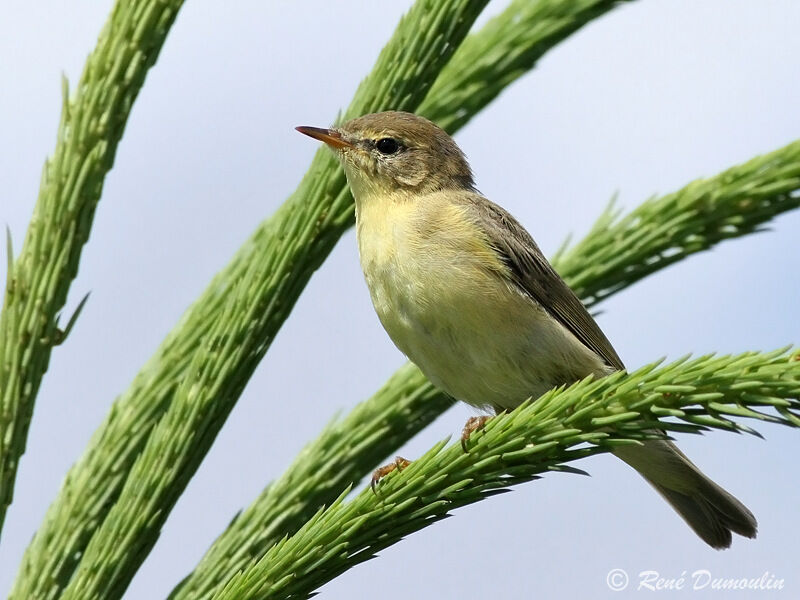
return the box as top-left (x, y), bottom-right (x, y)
top-left (1, 2), bottom-right (799, 598)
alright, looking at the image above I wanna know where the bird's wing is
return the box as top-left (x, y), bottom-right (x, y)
top-left (465, 193), bottom-right (625, 371)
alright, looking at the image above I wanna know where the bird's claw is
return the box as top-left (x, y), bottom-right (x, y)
top-left (461, 415), bottom-right (491, 452)
top-left (370, 456), bottom-right (411, 493)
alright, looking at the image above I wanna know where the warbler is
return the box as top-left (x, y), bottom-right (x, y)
top-left (296, 111), bottom-right (757, 549)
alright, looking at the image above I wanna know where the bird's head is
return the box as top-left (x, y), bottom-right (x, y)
top-left (296, 111), bottom-right (474, 201)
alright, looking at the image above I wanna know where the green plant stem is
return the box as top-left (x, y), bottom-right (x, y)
top-left (13, 1), bottom-right (627, 597)
top-left (211, 349), bottom-right (800, 600)
top-left (169, 137), bottom-right (800, 600)
top-left (169, 364), bottom-right (448, 600)
top-left (0, 0), bottom-right (185, 538)
top-left (552, 140), bottom-right (800, 306)
top-left (419, 0), bottom-right (631, 130)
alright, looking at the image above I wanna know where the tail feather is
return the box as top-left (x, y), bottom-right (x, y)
top-left (613, 440), bottom-right (757, 549)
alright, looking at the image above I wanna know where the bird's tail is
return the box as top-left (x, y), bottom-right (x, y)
top-left (613, 440), bottom-right (757, 549)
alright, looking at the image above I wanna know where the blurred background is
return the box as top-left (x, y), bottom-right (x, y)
top-left (1, 1), bottom-right (798, 598)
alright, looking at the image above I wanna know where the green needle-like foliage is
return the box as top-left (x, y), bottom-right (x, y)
top-left (12, 1), bottom-right (629, 597)
top-left (419, 0), bottom-right (631, 130)
top-left (169, 138), bottom-right (800, 600)
top-left (211, 349), bottom-right (800, 600)
top-left (169, 364), bottom-right (447, 600)
top-left (0, 0), bottom-right (184, 536)
top-left (552, 140), bottom-right (800, 306)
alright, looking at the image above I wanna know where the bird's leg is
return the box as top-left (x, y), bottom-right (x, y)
top-left (461, 415), bottom-right (491, 452)
top-left (370, 456), bottom-right (412, 493)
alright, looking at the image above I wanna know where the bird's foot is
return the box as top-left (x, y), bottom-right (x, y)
top-left (370, 456), bottom-right (411, 493)
top-left (461, 415), bottom-right (491, 452)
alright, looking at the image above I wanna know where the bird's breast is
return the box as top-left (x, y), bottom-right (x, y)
top-left (354, 193), bottom-right (608, 410)
top-left (356, 196), bottom-right (501, 337)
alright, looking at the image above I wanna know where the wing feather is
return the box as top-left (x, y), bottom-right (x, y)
top-left (464, 194), bottom-right (625, 371)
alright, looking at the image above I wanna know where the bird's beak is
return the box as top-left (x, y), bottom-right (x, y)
top-left (295, 126), bottom-right (353, 150)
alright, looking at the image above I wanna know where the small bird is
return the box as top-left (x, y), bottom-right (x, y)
top-left (296, 111), bottom-right (757, 549)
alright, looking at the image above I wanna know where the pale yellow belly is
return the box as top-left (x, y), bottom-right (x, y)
top-left (357, 207), bottom-right (608, 411)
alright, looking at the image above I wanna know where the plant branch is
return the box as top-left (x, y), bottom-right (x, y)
top-left (168, 364), bottom-right (447, 600)
top-left (552, 140), bottom-right (800, 306)
top-left (419, 0), bottom-right (632, 131)
top-left (211, 349), bottom-right (800, 600)
top-left (0, 0), bottom-right (184, 538)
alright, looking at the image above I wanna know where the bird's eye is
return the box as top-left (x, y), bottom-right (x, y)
top-left (375, 137), bottom-right (400, 155)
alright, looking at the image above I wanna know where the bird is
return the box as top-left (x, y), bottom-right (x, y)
top-left (296, 110), bottom-right (757, 549)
